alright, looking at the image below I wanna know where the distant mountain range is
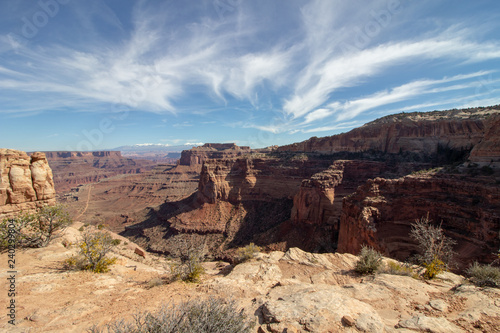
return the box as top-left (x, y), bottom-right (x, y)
top-left (111, 144), bottom-right (200, 162)
top-left (112, 144), bottom-right (198, 152)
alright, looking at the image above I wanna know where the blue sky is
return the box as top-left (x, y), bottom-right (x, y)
top-left (0, 0), bottom-right (499, 151)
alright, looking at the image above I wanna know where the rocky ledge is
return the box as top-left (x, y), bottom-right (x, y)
top-left (2, 228), bottom-right (499, 333)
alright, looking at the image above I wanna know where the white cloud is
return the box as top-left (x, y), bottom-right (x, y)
top-left (0, 0), bottom-right (499, 141)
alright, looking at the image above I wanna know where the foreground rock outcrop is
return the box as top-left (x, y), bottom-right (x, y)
top-left (0, 149), bottom-right (56, 218)
top-left (3, 235), bottom-right (498, 333)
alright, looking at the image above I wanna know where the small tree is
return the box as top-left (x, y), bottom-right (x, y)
top-left (65, 229), bottom-right (117, 273)
top-left (170, 238), bottom-right (206, 283)
top-left (410, 215), bottom-right (456, 279)
top-left (0, 205), bottom-right (72, 249)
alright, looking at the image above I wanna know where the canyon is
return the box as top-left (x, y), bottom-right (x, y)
top-left (119, 106), bottom-right (500, 270)
top-left (33, 150), bottom-right (157, 193)
top-left (2, 106), bottom-right (500, 271)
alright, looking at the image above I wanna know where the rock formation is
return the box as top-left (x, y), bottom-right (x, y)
top-left (338, 173), bottom-right (500, 268)
top-left (0, 149), bottom-right (56, 218)
top-left (289, 160), bottom-right (388, 249)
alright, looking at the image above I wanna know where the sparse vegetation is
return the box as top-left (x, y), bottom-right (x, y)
top-left (410, 215), bottom-right (456, 279)
top-left (383, 261), bottom-right (417, 278)
top-left (355, 246), bottom-right (383, 275)
top-left (88, 297), bottom-right (254, 333)
top-left (466, 262), bottom-right (500, 288)
top-left (0, 205), bottom-right (72, 249)
top-left (422, 257), bottom-right (447, 279)
top-left (411, 167), bottom-right (441, 175)
top-left (235, 243), bottom-right (261, 264)
top-left (169, 239), bottom-right (206, 283)
top-left (146, 276), bottom-right (168, 289)
top-left (64, 229), bottom-right (117, 273)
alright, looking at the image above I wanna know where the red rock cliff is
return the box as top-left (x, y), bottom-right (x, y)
top-left (179, 143), bottom-right (252, 166)
top-left (469, 114), bottom-right (500, 164)
top-left (278, 107), bottom-right (500, 155)
top-left (338, 174), bottom-right (500, 269)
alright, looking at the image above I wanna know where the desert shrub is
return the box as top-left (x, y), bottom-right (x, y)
top-left (383, 261), bottom-right (416, 277)
top-left (89, 297), bottom-right (254, 333)
top-left (422, 257), bottom-right (446, 279)
top-left (0, 205), bottom-right (72, 249)
top-left (146, 276), bottom-right (168, 289)
top-left (111, 239), bottom-right (121, 246)
top-left (169, 239), bottom-right (206, 283)
top-left (410, 215), bottom-right (456, 278)
top-left (65, 230), bottom-right (117, 273)
top-left (466, 262), bottom-right (500, 287)
top-left (235, 243), bottom-right (261, 264)
top-left (355, 246), bottom-right (383, 275)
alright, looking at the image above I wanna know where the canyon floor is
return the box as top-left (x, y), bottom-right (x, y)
top-left (1, 224), bottom-right (499, 333)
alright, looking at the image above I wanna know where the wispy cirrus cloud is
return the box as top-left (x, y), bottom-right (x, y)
top-left (0, 0), bottom-right (499, 141)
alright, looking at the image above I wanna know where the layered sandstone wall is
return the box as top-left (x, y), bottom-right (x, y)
top-left (290, 160), bottom-right (387, 226)
top-left (41, 151), bottom-right (123, 159)
top-left (196, 158), bottom-right (326, 205)
top-left (179, 143), bottom-right (252, 166)
top-left (469, 114), bottom-right (500, 164)
top-left (0, 149), bottom-right (56, 218)
top-left (338, 174), bottom-right (500, 269)
top-left (278, 108), bottom-right (500, 156)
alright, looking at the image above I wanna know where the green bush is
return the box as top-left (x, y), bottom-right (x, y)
top-left (64, 230), bottom-right (117, 273)
top-left (466, 262), bottom-right (500, 287)
top-left (422, 257), bottom-right (446, 279)
top-left (89, 297), bottom-right (254, 333)
top-left (0, 205), bottom-right (72, 249)
top-left (235, 243), bottom-right (261, 264)
top-left (355, 246), bottom-right (383, 275)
